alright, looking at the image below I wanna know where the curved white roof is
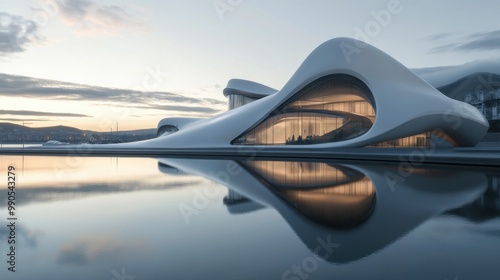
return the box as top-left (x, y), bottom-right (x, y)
top-left (122, 37), bottom-right (488, 149)
top-left (223, 79), bottom-right (278, 98)
top-left (157, 117), bottom-right (201, 130)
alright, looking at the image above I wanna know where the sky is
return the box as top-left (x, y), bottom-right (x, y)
top-left (1, 0), bottom-right (500, 131)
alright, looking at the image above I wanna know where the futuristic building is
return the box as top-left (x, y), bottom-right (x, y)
top-left (155, 37), bottom-right (488, 148)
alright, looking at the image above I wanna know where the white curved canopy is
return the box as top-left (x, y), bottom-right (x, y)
top-left (140, 37), bottom-right (488, 149)
top-left (223, 79), bottom-right (278, 98)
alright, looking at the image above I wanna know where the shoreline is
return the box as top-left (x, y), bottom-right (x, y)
top-left (1, 146), bottom-right (500, 167)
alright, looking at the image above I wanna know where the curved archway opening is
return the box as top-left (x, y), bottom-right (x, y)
top-left (233, 74), bottom-right (376, 145)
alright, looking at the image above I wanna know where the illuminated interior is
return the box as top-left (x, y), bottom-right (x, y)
top-left (227, 95), bottom-right (259, 110)
top-left (233, 74), bottom-right (376, 145)
top-left (370, 132), bottom-right (431, 147)
top-left (241, 160), bottom-right (376, 228)
top-left (370, 130), bottom-right (458, 148)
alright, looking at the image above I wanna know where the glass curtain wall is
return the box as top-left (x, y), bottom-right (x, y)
top-left (233, 74), bottom-right (376, 145)
top-left (157, 125), bottom-right (179, 137)
top-left (243, 160), bottom-right (366, 189)
top-left (228, 94), bottom-right (258, 110)
top-left (241, 160), bottom-right (376, 228)
top-left (370, 132), bottom-right (431, 147)
top-left (370, 130), bottom-right (458, 148)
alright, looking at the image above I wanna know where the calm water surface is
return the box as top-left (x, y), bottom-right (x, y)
top-left (0, 155), bottom-right (499, 280)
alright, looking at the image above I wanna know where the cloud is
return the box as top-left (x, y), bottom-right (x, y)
top-left (0, 180), bottom-right (198, 207)
top-left (0, 12), bottom-right (38, 54)
top-left (57, 233), bottom-right (148, 265)
top-left (57, 0), bottom-right (91, 18)
top-left (428, 30), bottom-right (500, 54)
top-left (56, 0), bottom-right (148, 35)
top-left (152, 104), bottom-right (222, 114)
top-left (0, 118), bottom-right (50, 122)
top-left (0, 109), bottom-right (89, 117)
top-left (0, 73), bottom-right (227, 115)
top-left (421, 32), bottom-right (456, 42)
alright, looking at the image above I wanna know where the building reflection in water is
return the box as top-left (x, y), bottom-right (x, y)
top-left (240, 161), bottom-right (376, 228)
top-left (2, 155), bottom-right (498, 266)
top-left (0, 156), bottom-right (201, 207)
top-left (213, 160), bottom-right (500, 233)
top-left (172, 157), bottom-right (492, 263)
top-left (446, 173), bottom-right (500, 222)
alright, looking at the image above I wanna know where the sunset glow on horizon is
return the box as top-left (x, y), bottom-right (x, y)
top-left (2, 0), bottom-right (500, 130)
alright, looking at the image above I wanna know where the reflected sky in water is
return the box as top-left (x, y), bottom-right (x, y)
top-left (0, 156), bottom-right (499, 279)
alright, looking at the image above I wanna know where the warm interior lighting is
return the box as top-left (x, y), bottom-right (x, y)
top-left (241, 160), bottom-right (376, 228)
top-left (233, 74), bottom-right (376, 145)
top-left (276, 178), bottom-right (376, 228)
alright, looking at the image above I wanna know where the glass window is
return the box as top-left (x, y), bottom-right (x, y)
top-left (369, 130), bottom-right (459, 148)
top-left (233, 74), bottom-right (376, 145)
top-left (227, 94), bottom-right (258, 110)
top-left (240, 160), bottom-right (376, 228)
top-left (369, 132), bottom-right (430, 148)
top-left (157, 125), bottom-right (179, 137)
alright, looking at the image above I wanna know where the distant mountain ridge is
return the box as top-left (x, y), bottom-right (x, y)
top-left (0, 122), bottom-right (156, 135)
top-left (437, 72), bottom-right (500, 101)
top-left (0, 123), bottom-right (82, 133)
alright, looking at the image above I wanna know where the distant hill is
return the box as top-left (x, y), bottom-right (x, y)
top-left (0, 123), bottom-right (83, 133)
top-left (0, 122), bottom-right (156, 135)
top-left (123, 128), bottom-right (157, 135)
top-left (0, 122), bottom-right (157, 144)
top-left (437, 72), bottom-right (500, 101)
